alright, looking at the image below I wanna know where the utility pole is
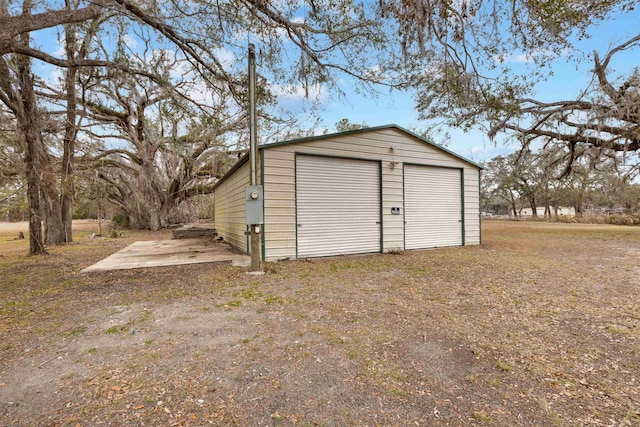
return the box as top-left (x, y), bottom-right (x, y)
top-left (246, 43), bottom-right (263, 272)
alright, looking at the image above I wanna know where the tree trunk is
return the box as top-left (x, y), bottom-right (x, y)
top-left (140, 156), bottom-right (164, 230)
top-left (61, 73), bottom-right (76, 243)
top-left (16, 38), bottom-right (46, 254)
top-left (12, 1), bottom-right (68, 250)
top-left (97, 203), bottom-right (102, 236)
top-left (42, 193), bottom-right (66, 244)
top-left (127, 212), bottom-right (142, 229)
top-left (61, 25), bottom-right (79, 244)
top-left (148, 206), bottom-right (161, 231)
top-left (530, 198), bottom-right (538, 218)
top-left (60, 170), bottom-right (74, 242)
top-left (24, 135), bottom-right (46, 254)
top-left (37, 161), bottom-right (66, 245)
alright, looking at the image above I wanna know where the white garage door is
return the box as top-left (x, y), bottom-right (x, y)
top-left (404, 165), bottom-right (463, 249)
top-left (296, 155), bottom-right (381, 258)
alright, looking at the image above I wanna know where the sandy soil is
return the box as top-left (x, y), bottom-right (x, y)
top-left (1, 220), bottom-right (639, 426)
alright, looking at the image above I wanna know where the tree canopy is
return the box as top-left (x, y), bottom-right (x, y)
top-left (483, 147), bottom-right (640, 218)
top-left (405, 1), bottom-right (640, 171)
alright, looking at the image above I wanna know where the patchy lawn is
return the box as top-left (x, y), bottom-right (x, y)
top-left (1, 220), bottom-right (639, 426)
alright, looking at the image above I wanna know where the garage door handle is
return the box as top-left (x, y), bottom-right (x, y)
top-left (297, 224), bottom-right (302, 227)
top-left (376, 221), bottom-right (381, 224)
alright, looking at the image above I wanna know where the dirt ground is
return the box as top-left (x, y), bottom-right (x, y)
top-left (1, 220), bottom-right (639, 426)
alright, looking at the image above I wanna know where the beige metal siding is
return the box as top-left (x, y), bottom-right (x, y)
top-left (296, 155), bottom-right (380, 258)
top-left (262, 127), bottom-right (481, 260)
top-left (463, 169), bottom-right (480, 244)
top-left (404, 165), bottom-right (462, 249)
top-left (214, 161), bottom-right (249, 253)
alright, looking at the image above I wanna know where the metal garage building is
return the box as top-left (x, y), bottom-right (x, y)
top-left (213, 124), bottom-right (482, 261)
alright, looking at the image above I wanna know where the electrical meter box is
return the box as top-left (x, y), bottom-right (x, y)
top-left (245, 185), bottom-right (264, 224)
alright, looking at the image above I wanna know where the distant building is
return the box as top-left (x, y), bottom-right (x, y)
top-left (520, 207), bottom-right (575, 217)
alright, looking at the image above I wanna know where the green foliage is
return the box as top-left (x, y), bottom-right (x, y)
top-left (233, 286), bottom-right (263, 300)
top-left (264, 295), bottom-right (285, 305)
top-left (111, 213), bottom-right (129, 229)
top-left (105, 324), bottom-right (129, 334)
top-left (109, 228), bottom-right (126, 238)
top-left (335, 118), bottom-right (367, 132)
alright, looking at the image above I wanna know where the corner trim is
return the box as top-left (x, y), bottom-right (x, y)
top-left (379, 160), bottom-right (384, 253)
top-left (294, 154), bottom-right (298, 259)
top-left (461, 168), bottom-right (466, 246)
top-left (260, 148), bottom-right (265, 261)
top-left (402, 162), bottom-right (406, 250)
top-left (479, 169), bottom-right (482, 245)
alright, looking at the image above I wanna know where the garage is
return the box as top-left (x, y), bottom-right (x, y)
top-left (213, 124), bottom-right (481, 261)
top-left (404, 164), bottom-right (463, 249)
top-left (296, 155), bottom-right (381, 258)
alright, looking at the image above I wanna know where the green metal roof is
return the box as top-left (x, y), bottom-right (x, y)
top-left (213, 124), bottom-right (483, 190)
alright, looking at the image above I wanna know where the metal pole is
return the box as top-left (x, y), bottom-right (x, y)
top-left (248, 43), bottom-right (261, 272)
top-left (248, 43), bottom-right (257, 187)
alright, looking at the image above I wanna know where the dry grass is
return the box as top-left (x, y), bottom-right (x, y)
top-left (1, 220), bottom-right (639, 426)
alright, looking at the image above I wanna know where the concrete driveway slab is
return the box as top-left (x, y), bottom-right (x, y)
top-left (81, 238), bottom-right (250, 272)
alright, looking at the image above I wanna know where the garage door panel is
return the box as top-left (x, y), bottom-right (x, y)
top-left (405, 165), bottom-right (462, 249)
top-left (296, 155), bottom-right (381, 258)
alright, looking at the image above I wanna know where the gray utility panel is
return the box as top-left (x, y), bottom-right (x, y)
top-left (245, 185), bottom-right (264, 224)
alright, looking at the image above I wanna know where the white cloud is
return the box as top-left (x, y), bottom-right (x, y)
top-left (364, 64), bottom-right (393, 82)
top-left (183, 80), bottom-right (223, 106)
top-left (494, 48), bottom-right (572, 64)
top-left (213, 47), bottom-right (236, 69)
top-left (121, 34), bottom-right (138, 50)
top-left (53, 39), bottom-right (66, 57)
